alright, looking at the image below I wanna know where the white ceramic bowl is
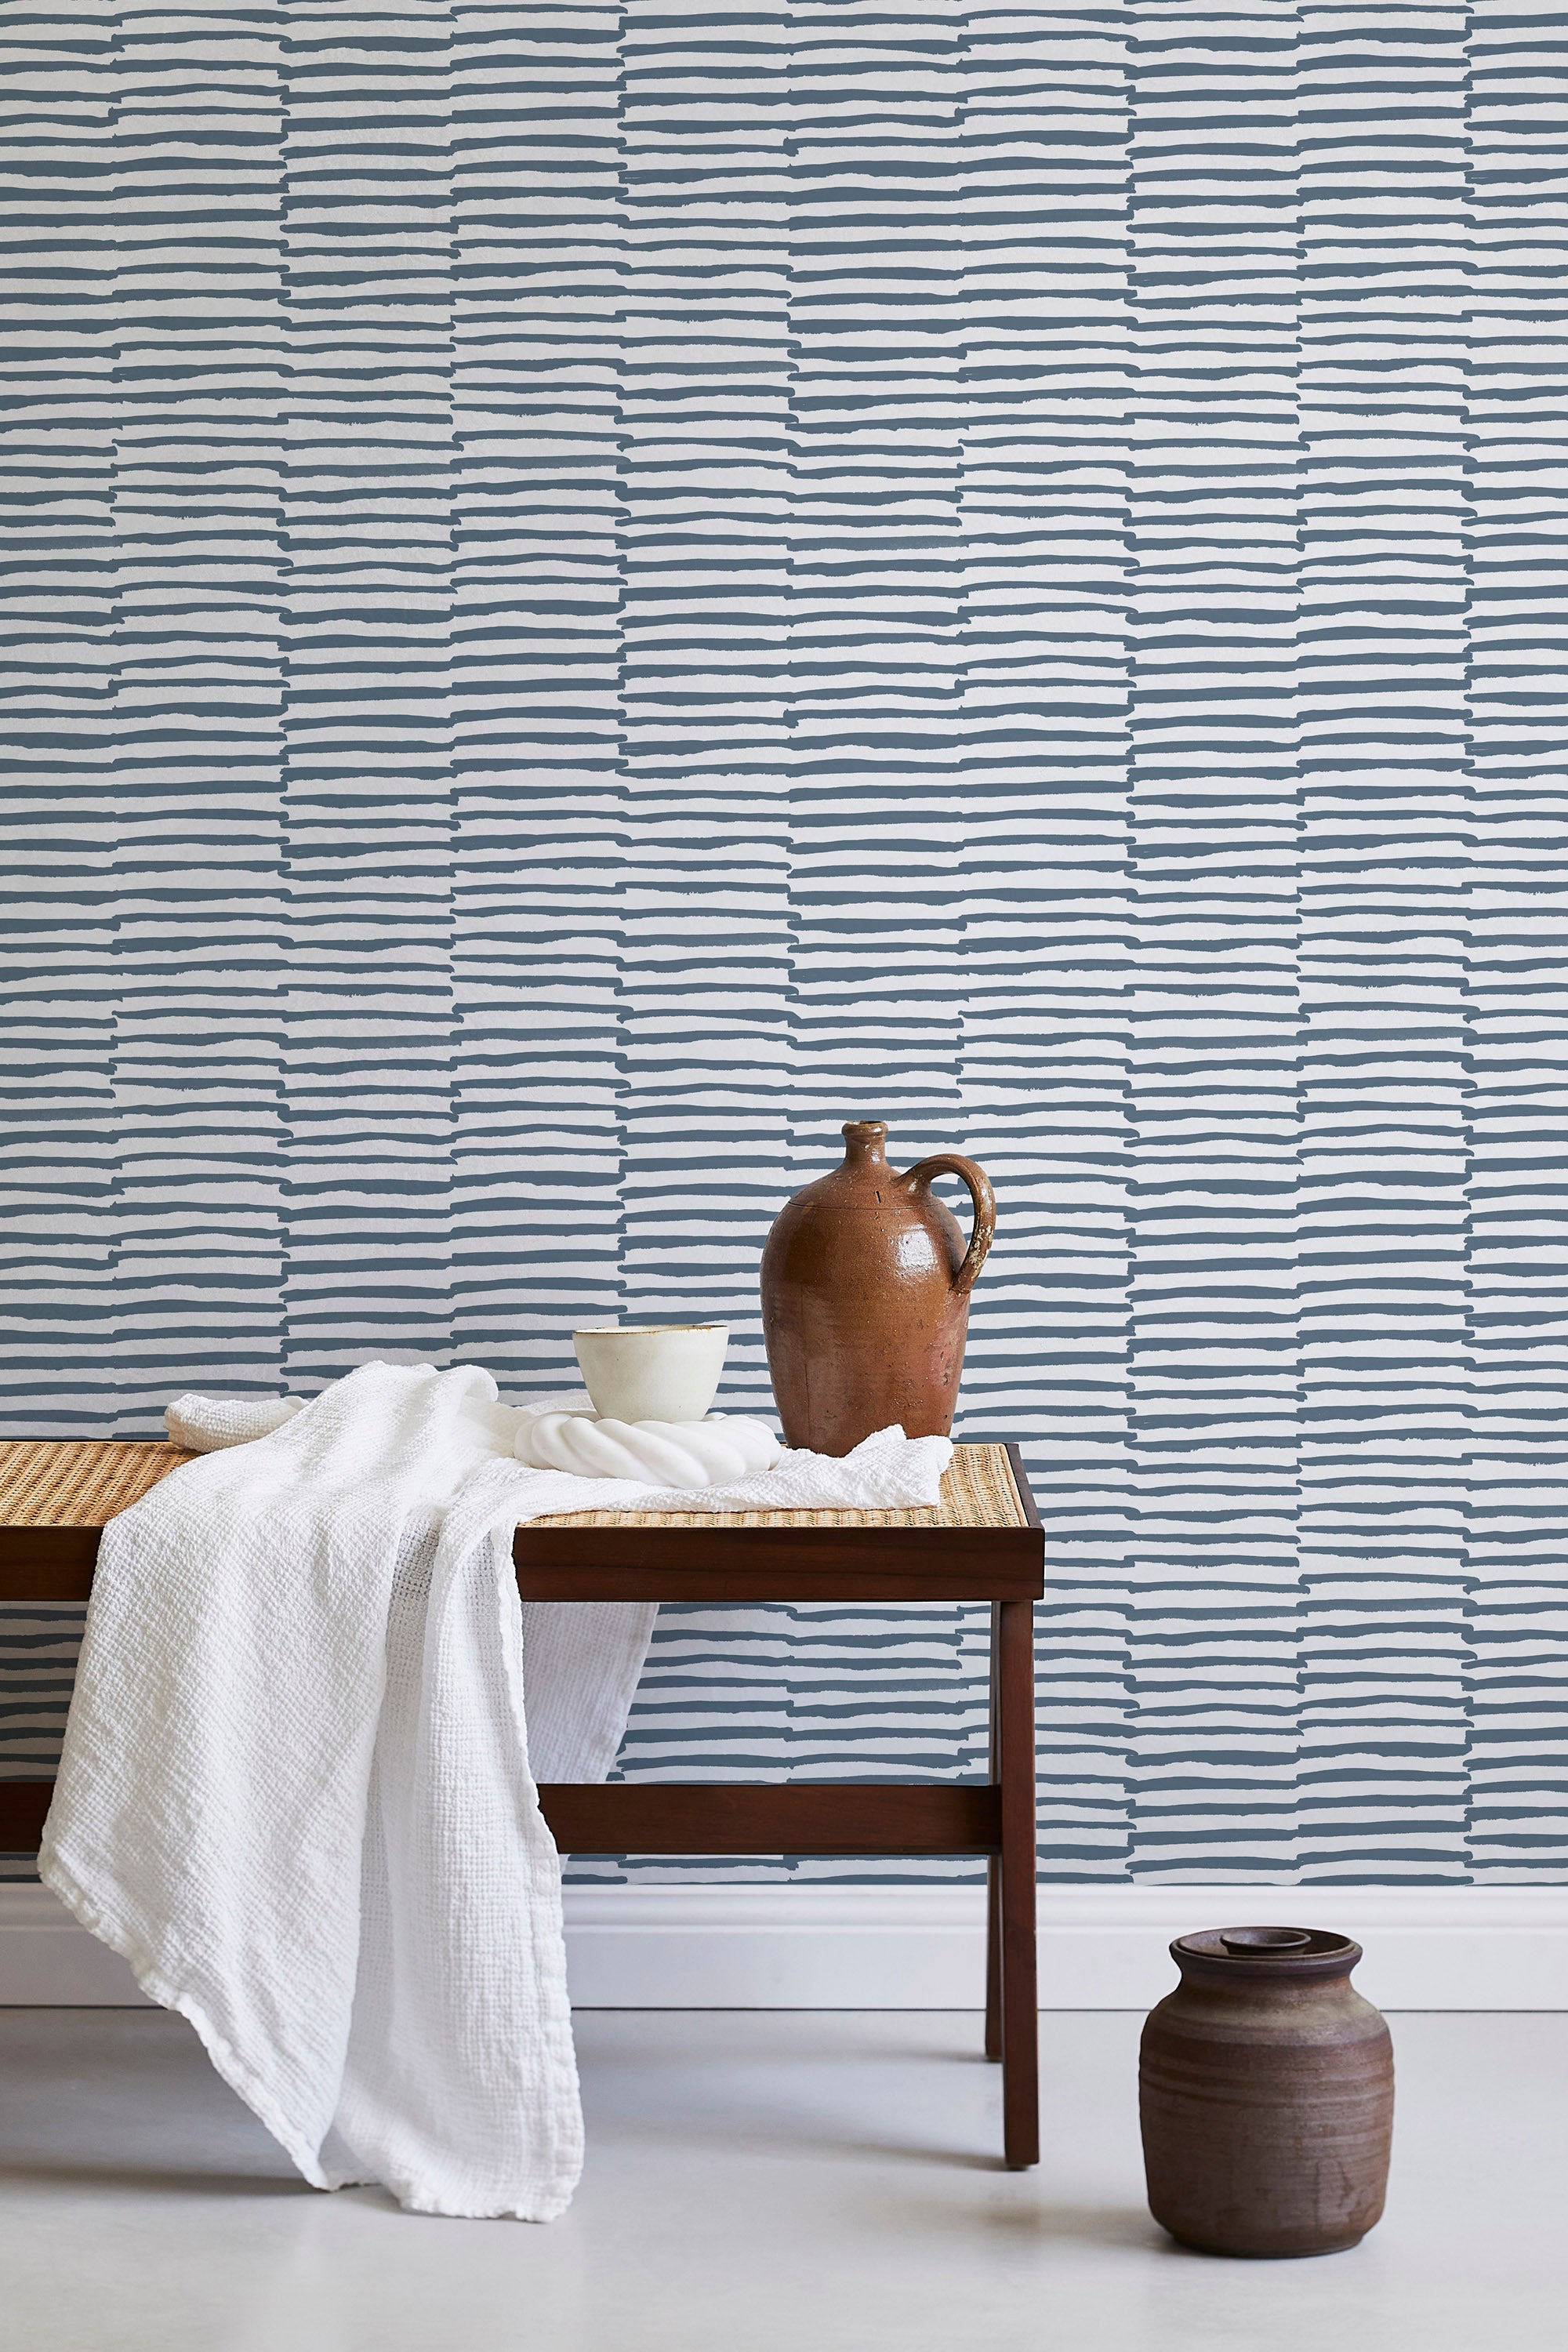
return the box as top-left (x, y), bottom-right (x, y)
top-left (572, 1323), bottom-right (730, 1424)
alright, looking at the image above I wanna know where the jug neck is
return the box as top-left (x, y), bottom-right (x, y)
top-left (841, 1120), bottom-right (889, 1167)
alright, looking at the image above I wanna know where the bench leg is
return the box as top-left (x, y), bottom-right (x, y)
top-left (994, 1597), bottom-right (1038, 2169)
top-left (985, 1856), bottom-right (1002, 2060)
top-left (985, 1593), bottom-right (1001, 2056)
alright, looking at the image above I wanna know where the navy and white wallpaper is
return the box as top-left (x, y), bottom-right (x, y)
top-left (5, 3), bottom-right (1568, 1882)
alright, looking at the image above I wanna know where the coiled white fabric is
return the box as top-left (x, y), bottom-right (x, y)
top-left (514, 1410), bottom-right (782, 1487)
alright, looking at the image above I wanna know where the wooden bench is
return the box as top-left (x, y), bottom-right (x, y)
top-left (0, 1436), bottom-right (1044, 2168)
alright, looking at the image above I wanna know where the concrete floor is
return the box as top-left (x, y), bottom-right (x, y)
top-left (0, 2008), bottom-right (1559, 2352)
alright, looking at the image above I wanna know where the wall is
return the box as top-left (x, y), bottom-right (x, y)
top-left (4, 2), bottom-right (1567, 1886)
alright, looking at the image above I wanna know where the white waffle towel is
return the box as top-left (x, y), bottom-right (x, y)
top-left (164, 1391), bottom-right (306, 1450)
top-left (42, 1362), bottom-right (953, 2218)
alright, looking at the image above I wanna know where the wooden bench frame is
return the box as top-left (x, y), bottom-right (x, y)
top-left (0, 1440), bottom-right (1044, 2169)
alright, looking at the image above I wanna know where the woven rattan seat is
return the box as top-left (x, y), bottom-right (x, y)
top-left (0, 1436), bottom-right (1024, 1534)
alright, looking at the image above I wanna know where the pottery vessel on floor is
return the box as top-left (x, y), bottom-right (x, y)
top-left (759, 1120), bottom-right (995, 1456)
top-left (1139, 1926), bottom-right (1395, 2259)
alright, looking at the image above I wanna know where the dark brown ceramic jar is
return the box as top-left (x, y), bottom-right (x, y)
top-left (1139, 1926), bottom-right (1394, 2259)
top-left (760, 1120), bottom-right (995, 1456)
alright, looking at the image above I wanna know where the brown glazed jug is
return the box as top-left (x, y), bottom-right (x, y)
top-left (1139, 1926), bottom-right (1394, 2259)
top-left (760, 1120), bottom-right (995, 1456)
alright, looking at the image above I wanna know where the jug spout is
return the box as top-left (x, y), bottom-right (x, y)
top-left (841, 1120), bottom-right (888, 1164)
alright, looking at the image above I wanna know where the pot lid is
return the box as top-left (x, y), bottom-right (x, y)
top-left (1173, 1924), bottom-right (1362, 1969)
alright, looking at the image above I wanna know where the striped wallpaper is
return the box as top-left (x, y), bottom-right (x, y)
top-left (4, 3), bottom-right (1568, 1884)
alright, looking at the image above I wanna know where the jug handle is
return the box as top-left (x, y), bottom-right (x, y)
top-left (901, 1153), bottom-right (996, 1298)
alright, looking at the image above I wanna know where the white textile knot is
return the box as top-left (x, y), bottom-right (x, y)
top-left (514, 1411), bottom-right (782, 1487)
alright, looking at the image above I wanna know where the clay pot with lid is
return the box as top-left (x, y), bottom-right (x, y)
top-left (1139, 1926), bottom-right (1394, 2259)
top-left (760, 1120), bottom-right (995, 1456)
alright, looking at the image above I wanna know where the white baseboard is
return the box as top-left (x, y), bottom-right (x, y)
top-left (3, 1882), bottom-right (1565, 2009)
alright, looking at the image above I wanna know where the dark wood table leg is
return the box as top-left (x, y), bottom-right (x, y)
top-left (985, 1857), bottom-right (1002, 2060)
top-left (985, 1602), bottom-right (1002, 2060)
top-left (996, 1595), bottom-right (1039, 2169)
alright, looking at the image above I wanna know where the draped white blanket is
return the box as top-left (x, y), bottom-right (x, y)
top-left (41, 1361), bottom-right (954, 2219)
